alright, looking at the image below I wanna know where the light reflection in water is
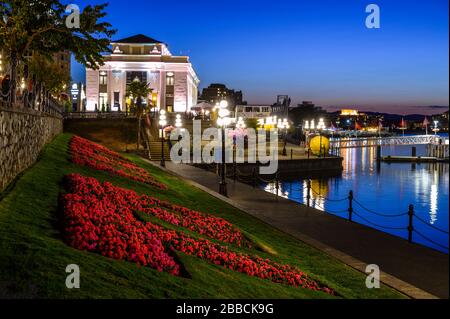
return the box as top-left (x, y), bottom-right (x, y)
top-left (430, 184), bottom-right (438, 224)
top-left (261, 142), bottom-right (449, 253)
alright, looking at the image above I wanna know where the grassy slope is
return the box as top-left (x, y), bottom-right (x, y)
top-left (0, 133), bottom-right (405, 298)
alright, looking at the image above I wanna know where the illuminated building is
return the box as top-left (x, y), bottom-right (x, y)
top-left (337, 108), bottom-right (369, 130)
top-left (340, 109), bottom-right (359, 116)
top-left (85, 34), bottom-right (200, 112)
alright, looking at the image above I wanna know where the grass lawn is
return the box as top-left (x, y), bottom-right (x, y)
top-left (0, 133), bottom-right (405, 298)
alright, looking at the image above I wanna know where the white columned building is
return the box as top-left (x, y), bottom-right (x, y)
top-left (85, 34), bottom-right (199, 113)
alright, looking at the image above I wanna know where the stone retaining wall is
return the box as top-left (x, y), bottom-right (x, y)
top-left (0, 105), bottom-right (63, 192)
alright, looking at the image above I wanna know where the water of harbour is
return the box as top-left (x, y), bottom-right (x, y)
top-left (261, 135), bottom-right (449, 253)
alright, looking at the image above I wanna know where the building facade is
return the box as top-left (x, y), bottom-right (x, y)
top-left (235, 105), bottom-right (272, 120)
top-left (200, 83), bottom-right (244, 109)
top-left (85, 34), bottom-right (200, 112)
top-left (0, 50), bottom-right (71, 92)
top-left (235, 95), bottom-right (291, 120)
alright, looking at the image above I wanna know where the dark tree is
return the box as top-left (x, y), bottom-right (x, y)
top-left (0, 0), bottom-right (116, 103)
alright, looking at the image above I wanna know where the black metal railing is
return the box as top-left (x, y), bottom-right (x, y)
top-left (1, 89), bottom-right (63, 117)
top-left (214, 164), bottom-right (449, 251)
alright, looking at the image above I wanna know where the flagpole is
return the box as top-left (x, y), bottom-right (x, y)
top-left (401, 117), bottom-right (405, 136)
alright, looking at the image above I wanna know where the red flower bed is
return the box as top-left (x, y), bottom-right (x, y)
top-left (62, 173), bottom-right (179, 274)
top-left (69, 135), bottom-right (166, 189)
top-left (61, 174), bottom-right (334, 294)
top-left (147, 223), bottom-right (333, 294)
top-left (138, 196), bottom-right (251, 248)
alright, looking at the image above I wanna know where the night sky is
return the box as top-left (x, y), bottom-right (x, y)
top-left (71, 0), bottom-right (449, 115)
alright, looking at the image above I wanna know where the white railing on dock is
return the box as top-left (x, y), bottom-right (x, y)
top-left (329, 135), bottom-right (448, 149)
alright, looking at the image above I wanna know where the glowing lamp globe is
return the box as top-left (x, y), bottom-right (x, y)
top-left (218, 108), bottom-right (230, 118)
top-left (219, 100), bottom-right (228, 108)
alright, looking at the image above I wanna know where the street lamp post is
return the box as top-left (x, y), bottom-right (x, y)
top-left (278, 118), bottom-right (289, 156)
top-left (317, 118), bottom-right (326, 157)
top-left (175, 113), bottom-right (183, 129)
top-left (433, 120), bottom-right (439, 136)
top-left (235, 117), bottom-right (246, 161)
top-left (217, 100), bottom-right (230, 196)
top-left (303, 120), bottom-right (310, 147)
top-left (174, 113), bottom-right (184, 156)
top-left (159, 110), bottom-right (167, 167)
top-left (236, 117), bottom-right (246, 130)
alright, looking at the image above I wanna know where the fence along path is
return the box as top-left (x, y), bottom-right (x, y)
top-left (232, 167), bottom-right (449, 252)
top-left (329, 135), bottom-right (448, 148)
top-left (155, 161), bottom-right (448, 298)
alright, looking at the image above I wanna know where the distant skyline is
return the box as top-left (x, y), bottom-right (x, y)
top-left (71, 0), bottom-right (449, 115)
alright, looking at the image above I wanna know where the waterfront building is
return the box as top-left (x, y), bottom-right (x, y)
top-left (85, 34), bottom-right (200, 113)
top-left (235, 104), bottom-right (272, 120)
top-left (271, 95), bottom-right (291, 118)
top-left (200, 83), bottom-right (244, 109)
top-left (432, 110), bottom-right (449, 132)
top-left (289, 101), bottom-right (328, 127)
top-left (336, 108), bottom-right (369, 130)
top-left (234, 95), bottom-right (292, 121)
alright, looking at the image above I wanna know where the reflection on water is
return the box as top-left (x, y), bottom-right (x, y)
top-left (262, 142), bottom-right (449, 253)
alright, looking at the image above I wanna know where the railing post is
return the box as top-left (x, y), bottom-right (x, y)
top-left (275, 172), bottom-right (279, 196)
top-left (290, 148), bottom-right (293, 160)
top-left (252, 167), bottom-right (257, 188)
top-left (376, 145), bottom-right (381, 162)
top-left (233, 156), bottom-right (237, 181)
top-left (348, 190), bottom-right (353, 221)
top-left (306, 179), bottom-right (311, 207)
top-left (408, 204), bottom-right (414, 243)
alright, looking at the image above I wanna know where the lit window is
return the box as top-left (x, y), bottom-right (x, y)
top-left (99, 72), bottom-right (107, 85)
top-left (166, 72), bottom-right (174, 86)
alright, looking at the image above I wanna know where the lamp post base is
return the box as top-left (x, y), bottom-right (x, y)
top-left (219, 182), bottom-right (228, 197)
top-left (160, 136), bottom-right (165, 167)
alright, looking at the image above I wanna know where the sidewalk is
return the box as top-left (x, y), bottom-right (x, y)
top-left (150, 161), bottom-right (448, 298)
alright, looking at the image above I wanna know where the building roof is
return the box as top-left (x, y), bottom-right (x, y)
top-left (112, 34), bottom-right (163, 44)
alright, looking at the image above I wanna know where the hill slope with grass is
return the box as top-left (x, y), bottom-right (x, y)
top-left (0, 133), bottom-right (405, 298)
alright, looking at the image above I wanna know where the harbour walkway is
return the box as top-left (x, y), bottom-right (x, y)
top-left (147, 160), bottom-right (449, 299)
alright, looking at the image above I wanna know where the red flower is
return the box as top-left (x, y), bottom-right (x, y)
top-left (62, 173), bottom-right (179, 275)
top-left (60, 174), bottom-right (334, 295)
top-left (69, 136), bottom-right (167, 189)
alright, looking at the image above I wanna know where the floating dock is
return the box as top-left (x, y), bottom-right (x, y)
top-left (381, 156), bottom-right (449, 163)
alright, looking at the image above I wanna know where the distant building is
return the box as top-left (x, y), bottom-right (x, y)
top-left (336, 108), bottom-right (369, 129)
top-left (432, 110), bottom-right (449, 132)
top-left (271, 95), bottom-right (291, 118)
top-left (200, 83), bottom-right (245, 109)
top-left (235, 104), bottom-right (272, 120)
top-left (289, 101), bottom-right (328, 126)
top-left (85, 34), bottom-right (200, 112)
top-left (340, 109), bottom-right (359, 116)
top-left (0, 50), bottom-right (71, 96)
top-left (235, 96), bottom-right (291, 120)
top-left (298, 101), bottom-right (315, 108)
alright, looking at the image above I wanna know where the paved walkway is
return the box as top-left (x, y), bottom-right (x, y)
top-left (149, 161), bottom-right (449, 298)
